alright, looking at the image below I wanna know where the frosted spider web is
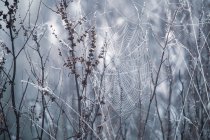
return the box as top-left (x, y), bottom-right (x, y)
top-left (98, 21), bottom-right (151, 118)
top-left (57, 0), bottom-right (151, 118)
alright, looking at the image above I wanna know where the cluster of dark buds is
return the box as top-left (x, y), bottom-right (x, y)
top-left (0, 0), bottom-right (19, 32)
top-left (54, 1), bottom-right (101, 88)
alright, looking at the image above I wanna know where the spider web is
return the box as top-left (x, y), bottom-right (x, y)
top-left (99, 21), bottom-right (151, 118)
top-left (63, 0), bottom-right (151, 118)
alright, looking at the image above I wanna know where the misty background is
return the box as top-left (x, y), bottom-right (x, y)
top-left (1, 0), bottom-right (210, 139)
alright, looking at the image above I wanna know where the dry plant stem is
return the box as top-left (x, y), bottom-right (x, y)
top-left (195, 71), bottom-right (204, 138)
top-left (27, 28), bottom-right (49, 138)
top-left (15, 0), bottom-right (42, 59)
top-left (89, 42), bottom-right (108, 139)
top-left (71, 47), bottom-right (82, 134)
top-left (25, 58), bottom-right (42, 138)
top-left (54, 101), bottom-right (77, 132)
top-left (61, 6), bottom-right (82, 135)
top-left (4, 1), bottom-right (42, 138)
top-left (167, 63), bottom-right (172, 140)
top-left (119, 73), bottom-right (124, 140)
top-left (167, 80), bottom-right (172, 140)
top-left (178, 71), bottom-right (185, 140)
top-left (173, 59), bottom-right (198, 139)
top-left (154, 94), bottom-right (165, 140)
top-left (18, 78), bottom-right (29, 110)
top-left (187, 0), bottom-right (210, 103)
top-left (40, 54), bottom-right (46, 140)
top-left (9, 17), bottom-right (20, 140)
top-left (91, 52), bottom-right (108, 139)
top-left (141, 8), bottom-right (179, 140)
top-left (174, 53), bottom-right (210, 139)
top-left (64, 13), bottom-right (82, 133)
top-left (48, 89), bottom-right (101, 139)
top-left (138, 101), bottom-right (142, 138)
top-left (35, 40), bottom-right (47, 140)
top-left (141, 44), bottom-right (165, 140)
